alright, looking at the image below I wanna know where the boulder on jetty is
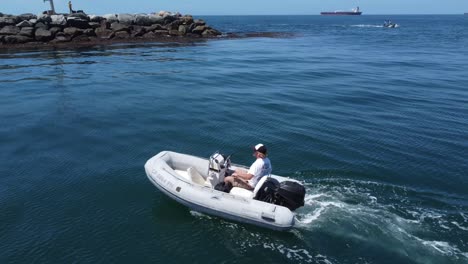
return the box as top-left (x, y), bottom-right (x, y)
top-left (0, 11), bottom-right (222, 47)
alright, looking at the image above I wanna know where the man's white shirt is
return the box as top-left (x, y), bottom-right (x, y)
top-left (248, 157), bottom-right (272, 187)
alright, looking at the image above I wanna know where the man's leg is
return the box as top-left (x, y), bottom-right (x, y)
top-left (224, 176), bottom-right (253, 190)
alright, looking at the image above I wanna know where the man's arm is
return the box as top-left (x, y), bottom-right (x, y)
top-left (232, 169), bottom-right (253, 181)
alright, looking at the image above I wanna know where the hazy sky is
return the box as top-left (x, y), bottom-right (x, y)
top-left (2, 0), bottom-right (468, 15)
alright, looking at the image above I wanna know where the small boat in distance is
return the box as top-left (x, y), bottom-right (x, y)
top-left (384, 20), bottom-right (399, 28)
top-left (321, 6), bottom-right (362, 16)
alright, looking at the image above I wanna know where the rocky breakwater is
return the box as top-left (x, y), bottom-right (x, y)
top-left (0, 12), bottom-right (222, 47)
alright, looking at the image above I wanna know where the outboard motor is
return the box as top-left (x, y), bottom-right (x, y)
top-left (207, 152), bottom-right (231, 186)
top-left (276, 181), bottom-right (306, 211)
top-left (255, 178), bottom-right (305, 211)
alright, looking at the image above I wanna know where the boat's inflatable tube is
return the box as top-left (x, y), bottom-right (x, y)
top-left (144, 151), bottom-right (296, 231)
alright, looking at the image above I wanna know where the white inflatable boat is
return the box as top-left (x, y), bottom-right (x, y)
top-left (144, 151), bottom-right (306, 231)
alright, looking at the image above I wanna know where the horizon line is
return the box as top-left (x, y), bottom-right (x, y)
top-left (1, 11), bottom-right (466, 16)
top-left (198, 13), bottom-right (466, 16)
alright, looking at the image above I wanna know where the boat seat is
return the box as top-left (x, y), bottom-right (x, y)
top-left (230, 187), bottom-right (254, 199)
top-left (229, 176), bottom-right (270, 199)
top-left (252, 176), bottom-right (269, 198)
top-left (187, 167), bottom-right (211, 187)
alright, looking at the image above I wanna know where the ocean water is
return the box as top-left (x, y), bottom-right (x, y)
top-left (0, 15), bottom-right (467, 264)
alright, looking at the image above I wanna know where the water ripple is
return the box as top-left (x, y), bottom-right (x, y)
top-left (1, 15), bottom-right (467, 264)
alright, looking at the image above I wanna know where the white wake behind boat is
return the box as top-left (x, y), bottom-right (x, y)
top-left (144, 151), bottom-right (306, 231)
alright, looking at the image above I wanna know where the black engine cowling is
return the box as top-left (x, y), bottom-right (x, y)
top-left (277, 181), bottom-right (305, 211)
top-left (254, 179), bottom-right (305, 211)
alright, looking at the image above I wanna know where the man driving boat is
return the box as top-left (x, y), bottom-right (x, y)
top-left (224, 144), bottom-right (272, 190)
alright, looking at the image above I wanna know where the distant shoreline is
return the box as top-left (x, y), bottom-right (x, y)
top-left (0, 12), bottom-right (295, 51)
top-left (0, 12), bottom-right (225, 50)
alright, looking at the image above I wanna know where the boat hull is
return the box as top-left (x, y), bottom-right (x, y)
top-left (144, 151), bottom-right (297, 231)
top-left (321, 12), bottom-right (362, 15)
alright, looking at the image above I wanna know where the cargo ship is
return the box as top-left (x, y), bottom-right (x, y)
top-left (321, 6), bottom-right (362, 15)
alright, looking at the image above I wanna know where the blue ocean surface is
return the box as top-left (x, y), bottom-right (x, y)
top-left (0, 15), bottom-right (467, 263)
